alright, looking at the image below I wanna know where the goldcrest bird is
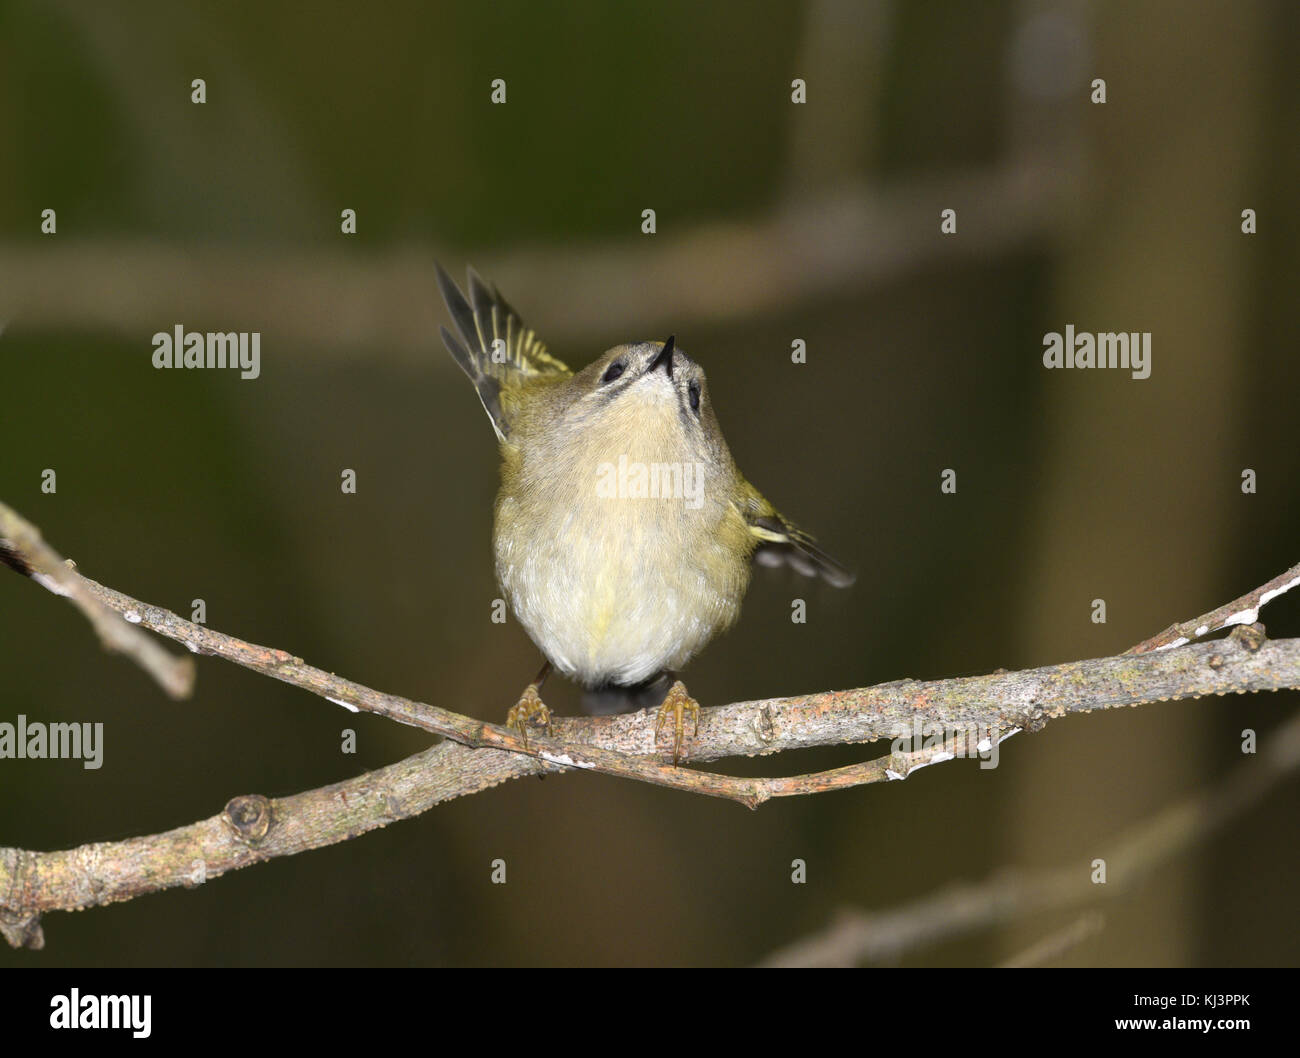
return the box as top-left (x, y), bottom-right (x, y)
top-left (436, 264), bottom-right (853, 762)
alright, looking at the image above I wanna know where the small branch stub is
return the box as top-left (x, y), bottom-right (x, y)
top-left (0, 911), bottom-right (45, 951)
top-left (223, 795), bottom-right (273, 845)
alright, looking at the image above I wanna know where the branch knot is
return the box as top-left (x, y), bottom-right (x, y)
top-left (223, 794), bottom-right (273, 844)
top-left (1229, 624), bottom-right (1266, 652)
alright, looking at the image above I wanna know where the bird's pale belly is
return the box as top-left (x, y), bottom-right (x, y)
top-left (493, 490), bottom-right (749, 687)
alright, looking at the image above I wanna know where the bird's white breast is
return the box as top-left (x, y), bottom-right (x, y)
top-left (494, 400), bottom-right (747, 686)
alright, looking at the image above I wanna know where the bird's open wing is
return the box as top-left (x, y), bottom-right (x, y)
top-left (435, 263), bottom-right (570, 441)
top-left (735, 482), bottom-right (855, 588)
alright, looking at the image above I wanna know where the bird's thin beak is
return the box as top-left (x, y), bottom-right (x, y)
top-left (648, 335), bottom-right (676, 377)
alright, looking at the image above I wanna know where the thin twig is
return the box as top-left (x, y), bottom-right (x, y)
top-left (1125, 560), bottom-right (1300, 654)
top-left (0, 501), bottom-right (193, 698)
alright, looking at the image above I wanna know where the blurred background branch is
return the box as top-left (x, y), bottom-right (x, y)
top-left (760, 705), bottom-right (1300, 967)
top-left (0, 157), bottom-right (1070, 362)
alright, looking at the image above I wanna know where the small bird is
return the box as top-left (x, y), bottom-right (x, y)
top-left (436, 265), bottom-right (853, 762)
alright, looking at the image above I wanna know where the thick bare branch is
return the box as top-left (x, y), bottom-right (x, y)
top-left (3, 504), bottom-right (1299, 948)
top-left (68, 574), bottom-right (1300, 771)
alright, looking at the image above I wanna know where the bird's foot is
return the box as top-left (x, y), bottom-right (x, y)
top-left (654, 680), bottom-right (700, 764)
top-left (506, 683), bottom-right (551, 748)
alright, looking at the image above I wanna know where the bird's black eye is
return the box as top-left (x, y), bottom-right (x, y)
top-left (688, 380), bottom-right (701, 415)
top-left (602, 361), bottom-right (626, 384)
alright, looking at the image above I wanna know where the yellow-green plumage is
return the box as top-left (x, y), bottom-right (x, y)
top-left (436, 264), bottom-right (851, 691)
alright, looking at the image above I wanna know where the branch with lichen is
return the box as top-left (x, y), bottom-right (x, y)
top-left (2, 498), bottom-right (1297, 949)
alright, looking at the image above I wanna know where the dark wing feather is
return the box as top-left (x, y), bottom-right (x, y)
top-left (736, 483), bottom-right (855, 588)
top-left (435, 263), bottom-right (569, 440)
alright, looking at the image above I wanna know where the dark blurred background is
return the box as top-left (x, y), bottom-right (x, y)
top-left (1, 0), bottom-right (1297, 966)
